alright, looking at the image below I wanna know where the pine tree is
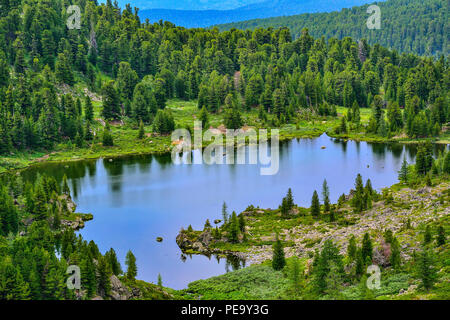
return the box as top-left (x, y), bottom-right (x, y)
top-left (361, 233), bottom-right (373, 263)
top-left (351, 101), bottom-right (360, 125)
top-left (84, 96), bottom-right (94, 121)
top-left (125, 250), bottom-right (137, 281)
top-left (229, 211), bottom-right (239, 243)
top-left (97, 255), bottom-right (112, 296)
top-left (322, 179), bottom-right (330, 212)
top-left (106, 248), bottom-right (122, 276)
top-left (32, 186), bottom-right (48, 221)
top-left (272, 234), bottom-right (286, 271)
top-left (102, 81), bottom-right (121, 120)
top-left (81, 257), bottom-right (97, 299)
top-left (347, 235), bottom-right (357, 261)
top-left (286, 188), bottom-right (294, 210)
top-left (313, 239), bottom-right (344, 294)
top-left (390, 237), bottom-right (401, 270)
top-left (158, 273), bottom-right (163, 288)
top-left (416, 247), bottom-right (436, 291)
top-left (238, 214), bottom-right (245, 233)
top-left (398, 156), bottom-right (409, 182)
top-left (311, 190), bottom-right (320, 217)
top-left (199, 106), bottom-right (209, 129)
top-left (352, 174), bottom-right (366, 213)
top-left (415, 145), bottom-right (428, 175)
top-left (222, 202), bottom-right (229, 224)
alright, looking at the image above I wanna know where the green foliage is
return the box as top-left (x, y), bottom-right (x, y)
top-left (102, 124), bottom-right (114, 147)
top-left (398, 156), bottom-right (409, 183)
top-left (219, 0), bottom-right (447, 56)
top-left (361, 233), bottom-right (373, 263)
top-left (153, 109), bottom-right (175, 135)
top-left (272, 234), bottom-right (286, 271)
top-left (416, 247), bottom-right (437, 291)
top-left (138, 120), bottom-right (145, 139)
top-left (312, 239), bottom-right (344, 294)
top-left (125, 250), bottom-right (138, 281)
top-left (310, 190), bottom-right (320, 218)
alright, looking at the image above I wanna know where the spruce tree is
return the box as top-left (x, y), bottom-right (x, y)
top-left (347, 235), bottom-right (357, 262)
top-left (322, 179), bottom-right (330, 212)
top-left (199, 106), bottom-right (209, 129)
top-left (125, 250), bottom-right (137, 281)
top-left (158, 274), bottom-right (163, 288)
top-left (106, 248), bottom-right (122, 276)
top-left (361, 233), bottom-right (373, 263)
top-left (398, 156), bottom-right (409, 182)
top-left (272, 234), bottom-right (286, 271)
top-left (311, 190), bottom-right (320, 217)
top-left (238, 214), bottom-right (245, 233)
top-left (286, 188), bottom-right (294, 210)
top-left (229, 211), bottom-right (239, 243)
top-left (222, 202), bottom-right (229, 224)
top-left (352, 174), bottom-right (366, 213)
top-left (416, 247), bottom-right (436, 291)
top-left (97, 255), bottom-right (112, 296)
top-left (390, 237), bottom-right (401, 270)
top-left (84, 97), bottom-right (94, 122)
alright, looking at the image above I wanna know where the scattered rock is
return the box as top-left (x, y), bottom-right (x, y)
top-left (109, 275), bottom-right (131, 300)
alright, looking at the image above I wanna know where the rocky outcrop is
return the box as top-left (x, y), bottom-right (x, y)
top-left (176, 229), bottom-right (246, 260)
top-left (109, 275), bottom-right (131, 300)
top-left (176, 229), bottom-right (213, 254)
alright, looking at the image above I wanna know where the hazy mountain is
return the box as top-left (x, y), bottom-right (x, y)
top-left (138, 0), bottom-right (376, 27)
top-left (111, 0), bottom-right (264, 11)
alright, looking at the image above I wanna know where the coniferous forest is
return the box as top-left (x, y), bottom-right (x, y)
top-left (218, 0), bottom-right (448, 56)
top-left (0, 0), bottom-right (448, 302)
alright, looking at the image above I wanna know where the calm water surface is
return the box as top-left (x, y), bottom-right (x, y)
top-left (21, 134), bottom-right (445, 289)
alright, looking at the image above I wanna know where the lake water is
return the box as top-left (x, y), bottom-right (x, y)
top-left (20, 134), bottom-right (445, 289)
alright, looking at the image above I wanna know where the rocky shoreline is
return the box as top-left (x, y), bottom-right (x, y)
top-left (176, 182), bottom-right (449, 267)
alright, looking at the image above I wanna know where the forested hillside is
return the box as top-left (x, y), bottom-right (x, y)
top-left (138, 0), bottom-right (373, 28)
top-left (217, 0), bottom-right (448, 56)
top-left (0, 0), bottom-right (448, 163)
top-left (0, 0), bottom-right (448, 301)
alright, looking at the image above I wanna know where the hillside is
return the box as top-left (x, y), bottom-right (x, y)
top-left (138, 0), bottom-right (374, 28)
top-left (217, 0), bottom-right (448, 56)
top-left (177, 168), bottom-right (450, 300)
top-left (0, 0), bottom-right (448, 301)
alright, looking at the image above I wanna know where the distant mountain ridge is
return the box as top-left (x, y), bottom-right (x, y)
top-left (112, 0), bottom-right (264, 11)
top-left (138, 0), bottom-right (376, 28)
top-left (217, 0), bottom-right (447, 56)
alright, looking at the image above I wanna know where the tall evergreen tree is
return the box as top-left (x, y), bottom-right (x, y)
top-left (311, 190), bottom-right (320, 217)
top-left (272, 234), bottom-right (286, 271)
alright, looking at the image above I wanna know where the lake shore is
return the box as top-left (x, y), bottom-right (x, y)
top-left (2, 123), bottom-right (447, 176)
top-left (176, 179), bottom-right (449, 270)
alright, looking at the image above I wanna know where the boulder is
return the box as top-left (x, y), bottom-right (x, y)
top-left (109, 275), bottom-right (131, 300)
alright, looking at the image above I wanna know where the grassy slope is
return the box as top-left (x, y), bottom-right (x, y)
top-left (177, 178), bottom-right (450, 300)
